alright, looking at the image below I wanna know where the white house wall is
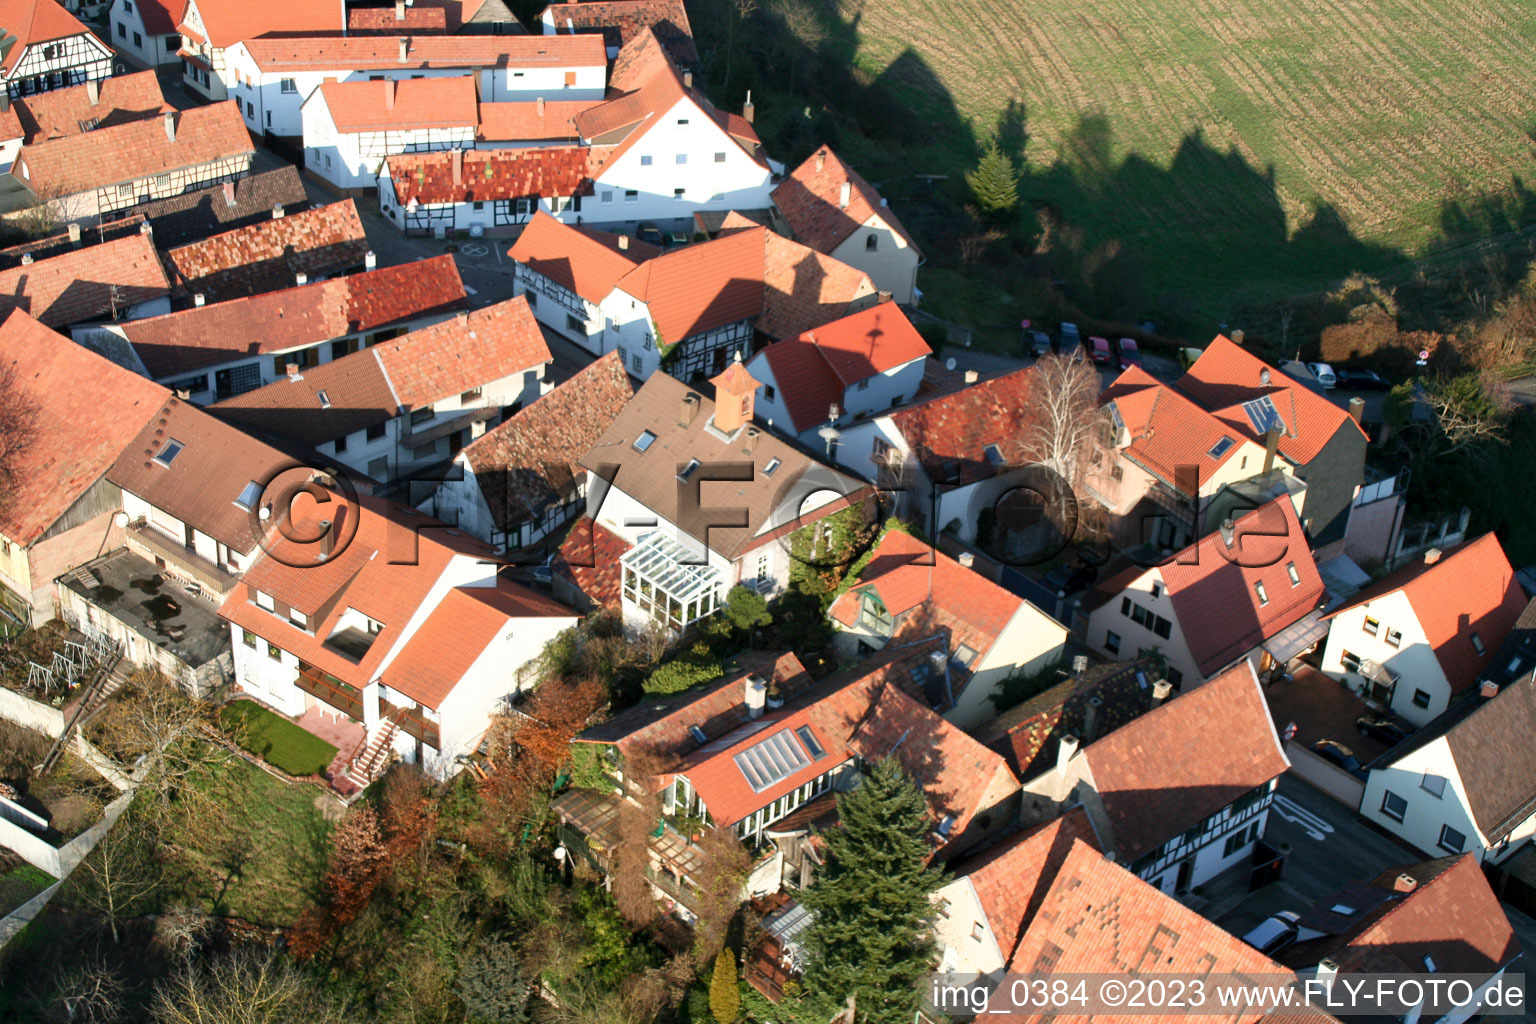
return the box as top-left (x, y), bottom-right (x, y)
top-left (229, 623), bottom-right (307, 716)
top-left (1082, 566), bottom-right (1205, 688)
top-left (954, 603), bottom-right (1068, 728)
top-left (1319, 591), bottom-right (1450, 726)
top-left (110, 0), bottom-right (181, 66)
top-left (930, 875), bottom-right (1005, 976)
top-left (829, 214), bottom-right (921, 305)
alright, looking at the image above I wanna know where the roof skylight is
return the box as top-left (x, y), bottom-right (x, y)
top-left (1208, 436), bottom-right (1235, 458)
top-left (733, 728), bottom-right (812, 792)
top-left (634, 430), bottom-right (657, 452)
top-left (234, 480), bottom-right (262, 510)
top-left (154, 439), bottom-right (185, 467)
top-left (1242, 396), bottom-right (1284, 435)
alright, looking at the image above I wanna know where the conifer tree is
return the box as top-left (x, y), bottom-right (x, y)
top-left (709, 949), bottom-right (740, 1024)
top-left (798, 758), bottom-right (940, 1021)
top-left (966, 139), bottom-right (1020, 217)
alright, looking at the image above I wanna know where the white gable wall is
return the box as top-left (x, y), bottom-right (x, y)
top-left (1319, 591), bottom-right (1452, 726)
top-left (829, 212), bottom-right (921, 304)
top-left (110, 1), bottom-right (182, 67)
top-left (1082, 565), bottom-right (1205, 688)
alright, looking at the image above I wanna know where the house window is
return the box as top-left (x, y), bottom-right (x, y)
top-left (473, 202), bottom-right (484, 211)
top-left (971, 922), bottom-right (985, 941)
top-left (523, 290), bottom-right (538, 308)
top-left (280, 78), bottom-right (297, 93)
top-left (640, 155), bottom-right (653, 166)
top-left (241, 629), bottom-right (257, 649)
top-left (1254, 581), bottom-right (1269, 606)
top-left (866, 234), bottom-right (878, 251)
top-left (938, 899), bottom-right (951, 918)
top-left (762, 384), bottom-right (776, 402)
top-left (859, 594), bottom-right (891, 634)
top-left (116, 21), bottom-right (126, 38)
top-left (289, 609), bottom-right (307, 629)
top-left (1363, 616), bottom-right (1380, 637)
top-left (410, 408), bottom-right (434, 426)
top-left (1380, 790), bottom-right (1407, 822)
top-left (1104, 630), bottom-right (1121, 655)
top-left (1286, 562), bottom-right (1300, 586)
top-left (1111, 464), bottom-right (1124, 481)
top-left (564, 71), bottom-right (576, 86)
top-left (266, 641), bottom-right (282, 661)
top-left (1411, 688), bottom-right (1431, 709)
top-left (1472, 632), bottom-right (1485, 655)
top-left (1340, 650), bottom-right (1361, 672)
top-left (601, 190), bottom-right (613, 204)
top-left (1153, 616), bottom-right (1172, 639)
top-left (624, 190), bottom-right (638, 202)
top-left (632, 354), bottom-right (643, 375)
top-left (234, 480), bottom-right (262, 510)
top-left (567, 313), bottom-right (585, 334)
top-left (857, 378), bottom-right (870, 390)
top-left (795, 726), bottom-right (824, 758)
top-left (461, 387), bottom-right (482, 403)
top-left (764, 457), bottom-right (781, 476)
top-left (1222, 829), bottom-right (1250, 857)
top-left (366, 423), bottom-right (386, 441)
top-left (714, 152), bottom-right (726, 162)
top-left (633, 430), bottom-right (657, 453)
top-left (165, 35), bottom-right (177, 51)
top-left (1420, 773), bottom-right (1446, 798)
top-left (676, 154), bottom-right (687, 164)
top-left (335, 434), bottom-right (348, 453)
top-left (678, 458), bottom-right (701, 481)
top-left (1166, 666), bottom-right (1183, 686)
top-left (1150, 581), bottom-right (1164, 599)
top-left (255, 590), bottom-right (275, 611)
top-left (1208, 436), bottom-right (1235, 458)
top-left (368, 456), bottom-right (388, 478)
top-left (133, 31), bottom-right (142, 46)
top-left (1385, 628), bottom-right (1402, 648)
top-left (1437, 824), bottom-right (1466, 853)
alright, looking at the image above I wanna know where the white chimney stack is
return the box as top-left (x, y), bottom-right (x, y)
top-left (163, 110), bottom-right (176, 142)
top-left (272, 203), bottom-right (285, 219)
top-left (85, 78), bottom-right (99, 105)
top-left (365, 250), bottom-right (377, 269)
top-left (18, 253), bottom-right (31, 266)
top-left (1056, 734), bottom-right (1080, 772)
top-left (957, 551), bottom-right (975, 568)
top-left (838, 180), bottom-right (851, 209)
top-left (745, 673), bottom-right (767, 720)
top-left (395, 0), bottom-right (406, 18)
top-left (398, 37), bottom-right (409, 62)
top-left (193, 293), bottom-right (206, 307)
top-left (295, 272), bottom-right (308, 286)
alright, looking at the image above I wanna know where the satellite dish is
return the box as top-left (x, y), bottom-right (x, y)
top-left (553, 846), bottom-right (568, 863)
top-left (112, 511), bottom-right (128, 528)
top-left (258, 505), bottom-right (272, 521)
top-left (945, 357), bottom-right (957, 371)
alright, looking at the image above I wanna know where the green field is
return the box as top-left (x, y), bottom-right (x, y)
top-left (220, 700), bottom-right (337, 777)
top-left (811, 0), bottom-right (1536, 325)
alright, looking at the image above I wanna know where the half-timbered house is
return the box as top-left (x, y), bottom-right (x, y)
top-left (301, 78), bottom-right (478, 192)
top-left (380, 146), bottom-right (593, 237)
top-left (0, 0), bottom-right (112, 99)
top-left (176, 0), bottom-right (344, 102)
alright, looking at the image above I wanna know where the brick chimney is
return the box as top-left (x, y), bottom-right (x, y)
top-left (708, 353), bottom-right (761, 435)
top-left (679, 392), bottom-right (700, 426)
top-left (1230, 329), bottom-right (1244, 345)
top-left (1263, 422), bottom-right (1282, 475)
top-left (384, 78), bottom-right (396, 109)
top-left (85, 78), bottom-right (99, 105)
top-left (398, 37), bottom-right (409, 62)
top-left (163, 110), bottom-right (177, 142)
top-left (742, 90), bottom-right (754, 124)
top-left (1480, 680), bottom-right (1500, 699)
top-left (451, 147), bottom-right (464, 185)
top-left (1424, 547), bottom-right (1442, 565)
top-left (1392, 873), bottom-right (1417, 893)
top-left (222, 180), bottom-right (236, 206)
top-left (815, 147), bottom-right (825, 172)
top-left (682, 70), bottom-right (692, 88)
top-left (1349, 396), bottom-right (1365, 423)
top-left (536, 95), bottom-right (544, 115)
top-left (1083, 695), bottom-right (1103, 742)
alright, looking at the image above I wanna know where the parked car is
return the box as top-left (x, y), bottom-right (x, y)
top-left (1115, 337), bottom-right (1143, 369)
top-left (1311, 739), bottom-right (1367, 779)
top-left (1336, 368), bottom-right (1391, 391)
top-left (1241, 911), bottom-right (1301, 955)
top-left (635, 222), bottom-right (669, 249)
top-left (1089, 336), bottom-right (1112, 365)
top-left (1356, 714), bottom-right (1409, 746)
top-left (1305, 362), bottom-right (1338, 389)
top-left (1028, 330), bottom-right (1054, 357)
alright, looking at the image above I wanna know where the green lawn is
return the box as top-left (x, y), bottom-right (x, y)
top-left (220, 700), bottom-right (337, 777)
top-left (0, 863), bottom-right (54, 917)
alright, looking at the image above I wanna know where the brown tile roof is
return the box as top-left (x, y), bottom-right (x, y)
top-left (0, 231), bottom-right (169, 328)
top-left (1324, 533), bottom-right (1525, 697)
top-left (1282, 855), bottom-right (1520, 976)
top-left (239, 32), bottom-right (604, 72)
top-left (553, 516), bottom-right (626, 611)
top-left (0, 214), bottom-right (146, 270)
top-left (1440, 671), bottom-right (1536, 840)
top-left (951, 807), bottom-right (1101, 965)
top-left (385, 147), bottom-right (594, 206)
top-left (886, 365), bottom-right (1042, 488)
top-left (129, 165), bottom-right (310, 248)
top-left (772, 144), bottom-right (920, 257)
top-left (461, 349), bottom-right (634, 531)
top-left (106, 396), bottom-right (291, 553)
top-left (134, 0), bottom-right (179, 34)
top-left (177, 0), bottom-right (342, 48)
top-left (578, 370), bottom-right (866, 561)
top-left (347, 2), bottom-right (450, 34)
top-left (161, 200), bottom-right (368, 301)
top-left (316, 77), bottom-right (478, 133)
top-left (1178, 335), bottom-right (1368, 465)
top-left (13, 70), bottom-right (170, 144)
top-left (603, 22), bottom-right (676, 94)
top-left (375, 296), bottom-right (551, 408)
top-left (760, 303), bottom-right (930, 432)
top-left (578, 650), bottom-right (813, 750)
top-left (0, 0), bottom-right (99, 74)
top-left (209, 347), bottom-right (394, 445)
top-left (475, 99), bottom-right (598, 143)
top-left (1001, 841), bottom-right (1282, 1021)
top-left (757, 233), bottom-right (877, 339)
top-left (13, 101), bottom-right (253, 198)
top-left (1101, 365), bottom-right (1249, 490)
top-left (125, 254), bottom-right (467, 379)
top-left (0, 309), bottom-right (165, 546)
top-left (539, 0), bottom-right (699, 65)
top-left (381, 580), bottom-right (574, 709)
top-left (1085, 662), bottom-right (1289, 865)
top-left (0, 103), bottom-right (19, 143)
top-left (506, 209), bottom-right (655, 303)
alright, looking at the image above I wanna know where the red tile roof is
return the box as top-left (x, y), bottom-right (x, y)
top-left (376, 297), bottom-right (550, 408)
top-left (461, 349), bottom-right (635, 531)
top-left (505, 209), bottom-right (655, 303)
top-left (177, 0), bottom-right (342, 49)
top-left (553, 516), bottom-right (626, 611)
top-left (0, 231), bottom-right (168, 328)
top-left (540, 0), bottom-right (698, 65)
top-left (1102, 365), bottom-right (1249, 490)
top-left (1001, 841), bottom-right (1282, 1022)
top-left (384, 146), bottom-right (594, 206)
top-left (134, 0), bottom-right (180, 33)
top-left (0, 309), bottom-right (166, 546)
top-left (381, 580), bottom-right (574, 709)
top-left (12, 101), bottom-right (253, 197)
top-left (952, 808), bottom-right (1101, 965)
top-left (1324, 532), bottom-right (1525, 695)
top-left (604, 20), bottom-right (673, 92)
top-left (771, 144), bottom-right (920, 257)
top-left (886, 365), bottom-right (1040, 488)
top-left (161, 200), bottom-right (368, 300)
top-left (978, 661), bottom-right (1157, 780)
top-left (1154, 496), bottom-right (1326, 676)
top-left (218, 494), bottom-right (497, 689)
top-left (316, 77), bottom-right (478, 133)
top-left (210, 346), bottom-right (395, 446)
top-left (107, 396), bottom-right (291, 553)
top-left (239, 32), bottom-right (604, 72)
top-left (0, 0), bottom-right (99, 74)
top-left (1178, 335), bottom-right (1368, 464)
top-left (125, 254), bottom-right (467, 379)
top-left (759, 303), bottom-right (929, 431)
top-left (476, 99), bottom-right (598, 143)
top-left (13, 70), bottom-right (169, 143)
top-left (1085, 662), bottom-right (1289, 865)
top-left (347, 2), bottom-right (449, 34)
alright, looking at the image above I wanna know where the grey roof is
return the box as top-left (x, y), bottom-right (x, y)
top-left (130, 165), bottom-right (310, 248)
top-left (1477, 595), bottom-right (1536, 691)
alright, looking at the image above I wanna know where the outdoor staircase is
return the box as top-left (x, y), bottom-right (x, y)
top-left (348, 716), bottom-right (400, 784)
top-left (38, 641), bottom-right (124, 774)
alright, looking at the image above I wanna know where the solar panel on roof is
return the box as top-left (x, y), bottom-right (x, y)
top-left (1242, 397), bottom-right (1283, 435)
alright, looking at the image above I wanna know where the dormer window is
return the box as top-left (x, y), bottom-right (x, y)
top-left (1472, 632), bottom-right (1485, 655)
top-left (317, 390), bottom-right (331, 409)
top-left (1254, 581), bottom-right (1269, 606)
top-left (1286, 561), bottom-right (1300, 586)
top-left (154, 439), bottom-right (185, 466)
top-left (234, 480), bottom-right (262, 510)
top-left (678, 458), bottom-right (701, 482)
top-left (255, 589), bottom-right (275, 611)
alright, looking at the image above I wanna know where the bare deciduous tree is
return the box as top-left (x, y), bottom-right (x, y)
top-left (1014, 351), bottom-right (1109, 504)
top-left (68, 810), bottom-right (163, 943)
top-left (0, 362), bottom-right (39, 518)
top-left (34, 956), bottom-right (125, 1024)
top-left (149, 948), bottom-right (349, 1024)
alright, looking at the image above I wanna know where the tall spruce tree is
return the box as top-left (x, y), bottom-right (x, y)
top-left (799, 758), bottom-right (941, 1021)
top-left (966, 139), bottom-right (1020, 217)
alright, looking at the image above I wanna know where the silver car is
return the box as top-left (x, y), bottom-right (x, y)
top-left (1242, 911), bottom-right (1301, 954)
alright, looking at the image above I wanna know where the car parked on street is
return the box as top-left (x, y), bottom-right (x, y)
top-left (1356, 714), bottom-right (1410, 746)
top-left (1028, 330), bottom-right (1053, 357)
top-left (1115, 337), bottom-right (1143, 369)
top-left (635, 222), bottom-right (670, 249)
top-left (1305, 362), bottom-right (1338, 389)
top-left (1089, 336), bottom-right (1112, 365)
top-left (1311, 739), bottom-right (1367, 779)
top-left (1241, 911), bottom-right (1301, 954)
top-left (1336, 368), bottom-right (1392, 391)
top-left (1059, 322), bottom-right (1081, 351)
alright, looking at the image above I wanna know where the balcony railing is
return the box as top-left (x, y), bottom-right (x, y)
top-left (380, 696), bottom-right (440, 750)
top-left (126, 521), bottom-right (238, 596)
top-left (399, 404), bottom-right (502, 447)
top-left (296, 665), bottom-right (364, 720)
